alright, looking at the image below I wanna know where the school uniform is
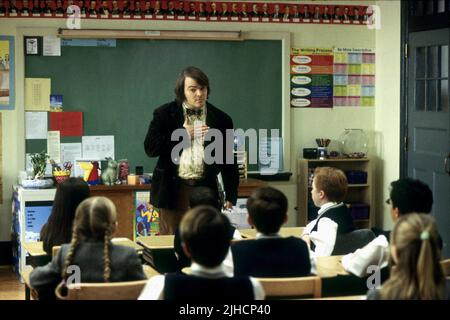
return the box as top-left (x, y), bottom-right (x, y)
top-left (302, 202), bottom-right (354, 256)
top-left (173, 224), bottom-right (241, 273)
top-left (138, 262), bottom-right (265, 300)
top-left (231, 233), bottom-right (312, 277)
top-left (30, 240), bottom-right (146, 299)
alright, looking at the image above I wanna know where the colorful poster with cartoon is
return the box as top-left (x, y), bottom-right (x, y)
top-left (135, 191), bottom-right (159, 238)
top-left (291, 48), bottom-right (334, 108)
top-left (333, 48), bottom-right (375, 107)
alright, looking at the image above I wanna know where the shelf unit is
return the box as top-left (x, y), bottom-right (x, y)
top-left (297, 158), bottom-right (374, 229)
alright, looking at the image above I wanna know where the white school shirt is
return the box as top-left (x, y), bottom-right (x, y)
top-left (138, 262), bottom-right (265, 300)
top-left (302, 202), bottom-right (339, 257)
top-left (341, 235), bottom-right (389, 277)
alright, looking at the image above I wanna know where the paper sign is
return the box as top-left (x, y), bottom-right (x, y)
top-left (25, 78), bottom-right (51, 111)
top-left (49, 111), bottom-right (83, 136)
top-left (43, 36), bottom-right (61, 56)
top-left (25, 112), bottom-right (48, 139)
top-left (82, 135), bottom-right (115, 160)
top-left (47, 131), bottom-right (61, 163)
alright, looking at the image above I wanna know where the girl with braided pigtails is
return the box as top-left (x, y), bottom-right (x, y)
top-left (30, 197), bottom-right (146, 300)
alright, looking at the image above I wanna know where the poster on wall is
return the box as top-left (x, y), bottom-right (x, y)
top-left (0, 36), bottom-right (14, 110)
top-left (290, 48), bottom-right (334, 108)
top-left (333, 48), bottom-right (376, 107)
top-left (135, 191), bottom-right (160, 238)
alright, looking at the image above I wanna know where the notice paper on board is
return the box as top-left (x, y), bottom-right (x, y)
top-left (82, 135), bottom-right (115, 160)
top-left (25, 78), bottom-right (51, 111)
top-left (25, 112), bottom-right (47, 139)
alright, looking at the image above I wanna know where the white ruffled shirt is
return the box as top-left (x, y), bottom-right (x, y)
top-left (302, 202), bottom-right (339, 257)
top-left (341, 235), bottom-right (390, 277)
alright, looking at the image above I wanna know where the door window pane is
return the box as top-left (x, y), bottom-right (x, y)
top-left (416, 80), bottom-right (425, 111)
top-left (426, 0), bottom-right (435, 14)
top-left (437, 0), bottom-right (446, 12)
top-left (441, 45), bottom-right (448, 78)
top-left (439, 79), bottom-right (448, 112)
top-left (427, 46), bottom-right (439, 78)
top-left (416, 47), bottom-right (426, 78)
top-left (414, 0), bottom-right (424, 16)
top-left (426, 80), bottom-right (437, 111)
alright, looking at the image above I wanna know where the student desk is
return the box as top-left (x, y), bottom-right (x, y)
top-left (89, 184), bottom-right (152, 239)
top-left (238, 227), bottom-right (305, 239)
top-left (136, 236), bottom-right (177, 274)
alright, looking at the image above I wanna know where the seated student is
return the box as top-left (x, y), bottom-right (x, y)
top-left (342, 178), bottom-right (440, 277)
top-left (173, 186), bottom-right (242, 272)
top-left (139, 206), bottom-right (265, 300)
top-left (301, 167), bottom-right (354, 256)
top-left (231, 187), bottom-right (311, 277)
top-left (40, 178), bottom-right (90, 256)
top-left (366, 213), bottom-right (446, 300)
top-left (30, 197), bottom-right (146, 299)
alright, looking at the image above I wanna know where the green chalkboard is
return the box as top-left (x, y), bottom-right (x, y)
top-left (25, 39), bottom-right (282, 173)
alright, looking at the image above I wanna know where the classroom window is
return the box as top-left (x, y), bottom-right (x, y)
top-left (414, 0), bottom-right (424, 16)
top-left (427, 46), bottom-right (439, 78)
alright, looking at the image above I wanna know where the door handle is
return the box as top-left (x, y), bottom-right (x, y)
top-left (445, 154), bottom-right (450, 175)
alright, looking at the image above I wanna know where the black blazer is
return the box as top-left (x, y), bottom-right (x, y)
top-left (231, 237), bottom-right (311, 277)
top-left (144, 100), bottom-right (239, 209)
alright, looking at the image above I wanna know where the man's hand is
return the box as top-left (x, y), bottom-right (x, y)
top-left (183, 119), bottom-right (209, 139)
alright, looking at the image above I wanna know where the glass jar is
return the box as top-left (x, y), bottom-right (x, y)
top-left (339, 129), bottom-right (369, 158)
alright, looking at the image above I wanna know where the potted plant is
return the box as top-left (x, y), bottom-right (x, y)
top-left (30, 151), bottom-right (49, 179)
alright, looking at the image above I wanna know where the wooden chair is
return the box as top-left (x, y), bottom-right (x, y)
top-left (52, 245), bottom-right (61, 257)
top-left (55, 279), bottom-right (148, 300)
top-left (441, 259), bottom-right (450, 277)
top-left (256, 276), bottom-right (322, 299)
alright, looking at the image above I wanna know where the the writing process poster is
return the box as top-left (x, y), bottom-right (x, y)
top-left (333, 48), bottom-right (375, 107)
top-left (290, 48), bottom-right (334, 108)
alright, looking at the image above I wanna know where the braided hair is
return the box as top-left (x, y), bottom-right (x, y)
top-left (61, 196), bottom-right (117, 283)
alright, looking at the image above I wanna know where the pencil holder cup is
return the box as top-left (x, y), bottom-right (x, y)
top-left (53, 170), bottom-right (71, 184)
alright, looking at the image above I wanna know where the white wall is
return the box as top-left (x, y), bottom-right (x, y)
top-left (0, 0), bottom-right (401, 240)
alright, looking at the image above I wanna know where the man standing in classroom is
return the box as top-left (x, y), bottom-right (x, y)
top-left (144, 66), bottom-right (239, 235)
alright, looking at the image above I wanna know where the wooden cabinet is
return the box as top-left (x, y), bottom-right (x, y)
top-left (297, 158), bottom-right (374, 229)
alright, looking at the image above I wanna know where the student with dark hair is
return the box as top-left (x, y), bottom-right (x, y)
top-left (31, 197), bottom-right (146, 299)
top-left (231, 187), bottom-right (311, 277)
top-left (367, 213), bottom-right (446, 300)
top-left (173, 186), bottom-right (241, 271)
top-left (144, 66), bottom-right (238, 235)
top-left (139, 206), bottom-right (264, 300)
top-left (342, 178), bottom-right (441, 278)
top-left (40, 178), bottom-right (91, 256)
top-left (301, 167), bottom-right (354, 256)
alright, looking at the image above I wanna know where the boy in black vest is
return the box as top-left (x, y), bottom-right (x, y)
top-left (301, 167), bottom-right (354, 256)
top-left (231, 187), bottom-right (312, 277)
top-left (139, 206), bottom-right (264, 300)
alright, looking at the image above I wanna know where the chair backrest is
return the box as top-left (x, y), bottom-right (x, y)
top-left (332, 229), bottom-right (376, 255)
top-left (55, 280), bottom-right (148, 300)
top-left (52, 245), bottom-right (61, 257)
top-left (441, 259), bottom-right (450, 277)
top-left (256, 276), bottom-right (321, 299)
